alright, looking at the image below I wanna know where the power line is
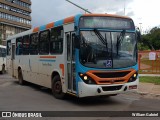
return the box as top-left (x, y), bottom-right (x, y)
top-left (66, 0), bottom-right (92, 14)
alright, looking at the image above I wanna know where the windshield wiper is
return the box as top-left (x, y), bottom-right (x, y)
top-left (93, 29), bottom-right (108, 53)
top-left (116, 30), bottom-right (126, 55)
top-left (94, 29), bottom-right (114, 68)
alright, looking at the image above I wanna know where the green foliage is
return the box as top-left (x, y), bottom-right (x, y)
top-left (139, 76), bottom-right (160, 85)
top-left (138, 42), bottom-right (149, 51)
top-left (139, 27), bottom-right (160, 50)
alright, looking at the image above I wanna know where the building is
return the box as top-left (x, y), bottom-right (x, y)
top-left (0, 0), bottom-right (31, 45)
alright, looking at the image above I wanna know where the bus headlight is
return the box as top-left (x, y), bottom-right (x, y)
top-left (79, 73), bottom-right (96, 84)
top-left (84, 76), bottom-right (88, 80)
top-left (128, 72), bottom-right (138, 83)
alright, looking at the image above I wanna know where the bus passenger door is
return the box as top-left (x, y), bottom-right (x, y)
top-left (66, 32), bottom-right (76, 93)
top-left (11, 44), bottom-right (16, 77)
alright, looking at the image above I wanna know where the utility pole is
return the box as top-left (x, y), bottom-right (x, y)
top-left (66, 0), bottom-right (92, 14)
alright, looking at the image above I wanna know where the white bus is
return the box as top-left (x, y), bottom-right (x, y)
top-left (7, 14), bottom-right (140, 99)
top-left (0, 45), bottom-right (6, 74)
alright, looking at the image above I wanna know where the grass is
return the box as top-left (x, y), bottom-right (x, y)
top-left (139, 76), bottom-right (160, 85)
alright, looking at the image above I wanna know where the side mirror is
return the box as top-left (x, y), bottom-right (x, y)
top-left (136, 27), bottom-right (141, 41)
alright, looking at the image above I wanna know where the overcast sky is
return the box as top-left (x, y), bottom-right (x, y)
top-left (31, 0), bottom-right (160, 33)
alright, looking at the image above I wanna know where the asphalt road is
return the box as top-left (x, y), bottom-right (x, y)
top-left (0, 74), bottom-right (160, 120)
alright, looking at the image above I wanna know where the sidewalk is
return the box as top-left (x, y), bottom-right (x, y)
top-left (138, 82), bottom-right (160, 97)
top-left (136, 74), bottom-right (160, 98)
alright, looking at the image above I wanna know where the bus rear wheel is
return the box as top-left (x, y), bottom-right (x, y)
top-left (0, 65), bottom-right (5, 74)
top-left (18, 69), bottom-right (25, 85)
top-left (52, 75), bottom-right (65, 99)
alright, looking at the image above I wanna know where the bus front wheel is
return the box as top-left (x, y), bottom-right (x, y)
top-left (0, 65), bottom-right (5, 74)
top-left (18, 69), bottom-right (25, 85)
top-left (52, 75), bottom-right (65, 99)
top-left (2, 65), bottom-right (5, 74)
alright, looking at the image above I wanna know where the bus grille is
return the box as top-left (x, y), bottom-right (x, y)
top-left (102, 85), bottom-right (122, 91)
top-left (99, 80), bottom-right (125, 84)
top-left (93, 71), bottom-right (130, 78)
top-left (86, 69), bottom-right (136, 85)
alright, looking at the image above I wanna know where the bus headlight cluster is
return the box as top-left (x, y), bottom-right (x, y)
top-left (79, 73), bottom-right (96, 84)
top-left (128, 72), bottom-right (138, 83)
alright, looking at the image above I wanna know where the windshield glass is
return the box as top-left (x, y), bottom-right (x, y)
top-left (79, 31), bottom-right (137, 68)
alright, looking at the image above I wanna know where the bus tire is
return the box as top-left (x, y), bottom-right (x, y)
top-left (18, 69), bottom-right (25, 85)
top-left (0, 65), bottom-right (5, 74)
top-left (2, 65), bottom-right (5, 74)
top-left (52, 75), bottom-right (65, 99)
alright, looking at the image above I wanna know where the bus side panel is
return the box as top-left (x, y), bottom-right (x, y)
top-left (16, 55), bottom-right (31, 81)
top-left (14, 56), bottom-right (18, 78)
top-left (27, 55), bottom-right (39, 84)
top-left (14, 56), bottom-right (18, 79)
top-left (6, 56), bottom-right (12, 75)
top-left (37, 55), bottom-right (53, 88)
top-left (38, 55), bottom-right (61, 88)
top-left (13, 64), bottom-right (17, 78)
top-left (36, 73), bottom-right (51, 88)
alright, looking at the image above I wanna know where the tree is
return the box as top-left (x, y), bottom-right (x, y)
top-left (139, 27), bottom-right (160, 50)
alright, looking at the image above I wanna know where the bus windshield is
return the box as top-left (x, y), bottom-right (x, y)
top-left (79, 30), bottom-right (137, 68)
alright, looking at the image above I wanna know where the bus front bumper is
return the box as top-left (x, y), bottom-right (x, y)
top-left (78, 79), bottom-right (139, 97)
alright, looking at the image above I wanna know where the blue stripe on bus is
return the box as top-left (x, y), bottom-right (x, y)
top-left (75, 14), bottom-right (82, 35)
top-left (40, 25), bottom-right (46, 31)
top-left (39, 60), bottom-right (56, 62)
top-left (77, 60), bottom-right (138, 73)
top-left (54, 20), bottom-right (64, 27)
top-left (75, 14), bottom-right (82, 27)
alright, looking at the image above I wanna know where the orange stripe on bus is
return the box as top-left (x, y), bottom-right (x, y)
top-left (64, 16), bottom-right (74, 24)
top-left (83, 14), bottom-right (131, 19)
top-left (46, 22), bottom-right (54, 29)
top-left (86, 69), bottom-right (136, 85)
top-left (59, 64), bottom-right (64, 76)
top-left (33, 27), bottom-right (39, 32)
top-left (39, 56), bottom-right (56, 58)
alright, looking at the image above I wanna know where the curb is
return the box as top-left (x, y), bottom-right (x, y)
top-left (137, 91), bottom-right (160, 98)
top-left (127, 90), bottom-right (160, 98)
top-left (139, 74), bottom-right (160, 77)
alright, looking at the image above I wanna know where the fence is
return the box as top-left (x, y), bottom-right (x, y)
top-left (138, 50), bottom-right (160, 74)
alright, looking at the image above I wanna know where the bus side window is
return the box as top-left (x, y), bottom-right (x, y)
top-left (7, 40), bottom-right (11, 56)
top-left (50, 26), bottom-right (63, 54)
top-left (16, 37), bottom-right (23, 55)
top-left (39, 30), bottom-right (50, 55)
top-left (72, 33), bottom-right (75, 61)
top-left (30, 33), bottom-right (38, 55)
top-left (23, 35), bottom-right (30, 55)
